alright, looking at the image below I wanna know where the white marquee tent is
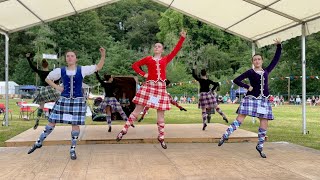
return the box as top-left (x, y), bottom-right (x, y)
top-left (0, 81), bottom-right (18, 95)
top-left (1, 0), bottom-right (320, 133)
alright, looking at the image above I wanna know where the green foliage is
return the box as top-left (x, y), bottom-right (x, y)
top-left (166, 61), bottom-right (190, 83)
top-left (11, 58), bottom-right (35, 84)
top-left (125, 10), bottom-right (161, 50)
top-left (157, 9), bottom-right (184, 43)
top-left (1, 0), bottom-right (320, 97)
top-left (104, 42), bottom-right (144, 76)
top-left (167, 83), bottom-right (198, 96)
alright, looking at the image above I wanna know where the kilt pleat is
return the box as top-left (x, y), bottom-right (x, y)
top-left (100, 97), bottom-right (123, 113)
top-left (198, 92), bottom-right (217, 109)
top-left (48, 97), bottom-right (87, 125)
top-left (236, 96), bottom-right (274, 120)
top-left (132, 81), bottom-right (170, 110)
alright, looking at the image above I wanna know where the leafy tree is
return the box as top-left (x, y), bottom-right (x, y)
top-left (125, 10), bottom-right (161, 50)
top-left (12, 57), bottom-right (35, 84)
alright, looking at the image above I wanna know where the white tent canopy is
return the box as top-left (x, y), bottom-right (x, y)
top-left (1, 0), bottom-right (319, 47)
top-left (1, 0), bottom-right (320, 133)
top-left (0, 0), bottom-right (119, 33)
top-left (152, 0), bottom-right (320, 47)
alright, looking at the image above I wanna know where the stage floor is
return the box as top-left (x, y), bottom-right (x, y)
top-left (5, 123), bottom-right (259, 147)
top-left (1, 142), bottom-right (319, 179)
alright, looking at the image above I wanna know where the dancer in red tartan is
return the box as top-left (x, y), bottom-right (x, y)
top-left (116, 30), bottom-right (187, 149)
top-left (138, 79), bottom-right (187, 122)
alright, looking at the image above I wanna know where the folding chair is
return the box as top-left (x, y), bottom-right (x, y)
top-left (17, 102), bottom-right (34, 120)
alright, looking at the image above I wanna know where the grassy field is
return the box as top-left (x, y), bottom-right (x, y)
top-left (1, 99), bottom-right (319, 150)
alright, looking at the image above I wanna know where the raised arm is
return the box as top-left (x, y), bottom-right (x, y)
top-left (192, 69), bottom-right (200, 81)
top-left (265, 39), bottom-right (282, 73)
top-left (96, 47), bottom-right (106, 71)
top-left (165, 30), bottom-right (187, 63)
top-left (233, 70), bottom-right (251, 90)
top-left (26, 53), bottom-right (40, 73)
top-left (95, 72), bottom-right (104, 84)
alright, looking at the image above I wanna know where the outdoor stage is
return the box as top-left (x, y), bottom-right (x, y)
top-left (5, 124), bottom-right (259, 147)
top-left (2, 124), bottom-right (320, 179)
top-left (0, 142), bottom-right (319, 179)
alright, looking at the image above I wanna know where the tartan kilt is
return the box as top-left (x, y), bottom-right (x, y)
top-left (236, 96), bottom-right (274, 120)
top-left (48, 97), bottom-right (87, 125)
top-left (133, 81), bottom-right (171, 110)
top-left (198, 92), bottom-right (217, 109)
top-left (100, 97), bottom-right (123, 113)
top-left (33, 86), bottom-right (60, 104)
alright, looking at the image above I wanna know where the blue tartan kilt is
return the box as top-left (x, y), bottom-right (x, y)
top-left (99, 97), bottom-right (123, 113)
top-left (198, 91), bottom-right (217, 109)
top-left (48, 97), bottom-right (87, 125)
top-left (236, 96), bottom-right (274, 120)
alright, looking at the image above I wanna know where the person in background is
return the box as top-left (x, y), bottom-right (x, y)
top-left (192, 64), bottom-right (229, 131)
top-left (295, 95), bottom-right (301, 105)
top-left (95, 72), bottom-right (134, 132)
top-left (26, 53), bottom-right (60, 130)
top-left (289, 96), bottom-right (295, 105)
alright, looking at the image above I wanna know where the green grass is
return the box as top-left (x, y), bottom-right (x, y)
top-left (1, 99), bottom-right (319, 150)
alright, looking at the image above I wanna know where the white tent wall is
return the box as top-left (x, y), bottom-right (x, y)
top-left (0, 81), bottom-right (18, 95)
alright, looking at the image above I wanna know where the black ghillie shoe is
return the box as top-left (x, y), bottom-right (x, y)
top-left (218, 136), bottom-right (228, 146)
top-left (202, 123), bottom-right (207, 131)
top-left (33, 119), bottom-right (39, 130)
top-left (116, 130), bottom-right (126, 142)
top-left (158, 137), bottom-right (167, 149)
top-left (180, 108), bottom-right (187, 111)
top-left (27, 144), bottom-right (42, 154)
top-left (108, 126), bottom-right (112, 132)
top-left (223, 117), bottom-right (229, 123)
top-left (256, 145), bottom-right (267, 158)
top-left (138, 118), bottom-right (143, 122)
top-left (131, 124), bottom-right (135, 128)
top-left (70, 151), bottom-right (77, 160)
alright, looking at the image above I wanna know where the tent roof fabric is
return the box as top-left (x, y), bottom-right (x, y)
top-left (0, 0), bottom-right (119, 33)
top-left (152, 0), bottom-right (320, 47)
top-left (0, 0), bottom-right (320, 47)
top-left (0, 81), bottom-right (19, 86)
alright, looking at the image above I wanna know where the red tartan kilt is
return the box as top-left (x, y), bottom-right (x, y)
top-left (132, 81), bottom-right (171, 110)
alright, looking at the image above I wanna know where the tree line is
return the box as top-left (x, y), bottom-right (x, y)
top-left (0, 0), bottom-right (319, 98)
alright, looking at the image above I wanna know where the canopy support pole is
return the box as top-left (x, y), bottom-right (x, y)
top-left (251, 42), bottom-right (256, 124)
top-left (301, 23), bottom-right (307, 134)
top-left (0, 31), bottom-right (10, 126)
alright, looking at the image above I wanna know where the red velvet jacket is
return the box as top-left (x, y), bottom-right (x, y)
top-left (132, 36), bottom-right (185, 82)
